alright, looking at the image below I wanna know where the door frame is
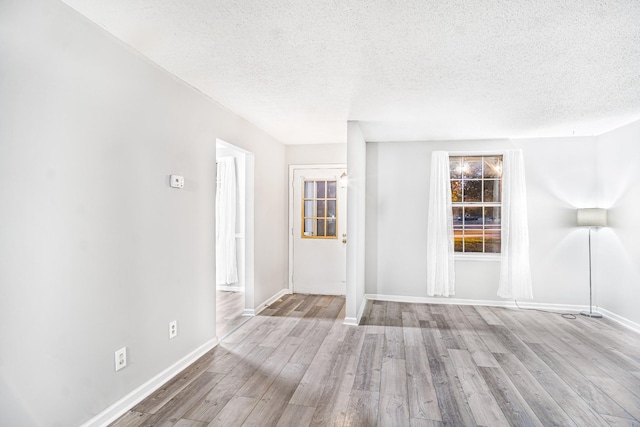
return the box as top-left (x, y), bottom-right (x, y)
top-left (288, 164), bottom-right (347, 293)
top-left (216, 138), bottom-right (256, 316)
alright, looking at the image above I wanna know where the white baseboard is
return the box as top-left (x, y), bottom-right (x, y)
top-left (80, 337), bottom-right (219, 427)
top-left (343, 317), bottom-right (358, 326)
top-left (242, 309), bottom-right (256, 317)
top-left (599, 308), bottom-right (640, 335)
top-left (216, 285), bottom-right (244, 292)
top-left (343, 297), bottom-right (370, 326)
top-left (254, 288), bottom-right (292, 315)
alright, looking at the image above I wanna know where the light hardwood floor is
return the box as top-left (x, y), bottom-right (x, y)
top-left (111, 294), bottom-right (640, 426)
top-left (216, 290), bottom-right (247, 339)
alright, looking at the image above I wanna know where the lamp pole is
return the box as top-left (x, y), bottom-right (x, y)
top-left (580, 227), bottom-right (602, 318)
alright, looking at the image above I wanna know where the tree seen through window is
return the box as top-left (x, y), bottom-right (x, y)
top-left (449, 155), bottom-right (503, 253)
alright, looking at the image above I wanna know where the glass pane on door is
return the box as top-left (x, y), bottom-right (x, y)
top-left (302, 179), bottom-right (338, 238)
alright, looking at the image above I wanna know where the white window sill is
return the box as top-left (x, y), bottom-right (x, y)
top-left (454, 254), bottom-right (501, 261)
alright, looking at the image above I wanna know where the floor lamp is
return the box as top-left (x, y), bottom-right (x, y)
top-left (577, 208), bottom-right (607, 318)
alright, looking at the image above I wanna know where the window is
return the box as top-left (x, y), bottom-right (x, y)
top-left (449, 155), bottom-right (502, 253)
top-left (302, 179), bottom-right (338, 238)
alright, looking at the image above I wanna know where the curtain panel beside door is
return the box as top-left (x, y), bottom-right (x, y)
top-left (216, 157), bottom-right (238, 285)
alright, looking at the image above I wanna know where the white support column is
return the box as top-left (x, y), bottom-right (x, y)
top-left (345, 121), bottom-right (366, 325)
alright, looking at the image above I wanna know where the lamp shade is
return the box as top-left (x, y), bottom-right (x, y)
top-left (577, 208), bottom-right (607, 227)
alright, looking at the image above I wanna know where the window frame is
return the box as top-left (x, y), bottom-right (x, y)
top-left (300, 179), bottom-right (339, 239)
top-left (448, 152), bottom-right (504, 260)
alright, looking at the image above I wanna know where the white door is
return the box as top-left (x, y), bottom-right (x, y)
top-left (292, 167), bottom-right (347, 295)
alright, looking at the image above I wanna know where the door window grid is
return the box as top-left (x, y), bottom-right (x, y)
top-left (450, 155), bottom-right (503, 253)
top-left (302, 180), bottom-right (338, 238)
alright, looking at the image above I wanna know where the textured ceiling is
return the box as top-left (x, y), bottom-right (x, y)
top-left (61, 0), bottom-right (640, 144)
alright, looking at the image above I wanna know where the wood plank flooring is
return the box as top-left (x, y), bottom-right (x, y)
top-left (216, 290), bottom-right (247, 339)
top-left (111, 295), bottom-right (640, 426)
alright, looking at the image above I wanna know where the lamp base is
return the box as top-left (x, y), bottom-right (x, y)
top-left (580, 311), bottom-right (603, 318)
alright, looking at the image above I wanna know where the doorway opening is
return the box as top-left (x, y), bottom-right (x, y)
top-left (215, 139), bottom-right (255, 339)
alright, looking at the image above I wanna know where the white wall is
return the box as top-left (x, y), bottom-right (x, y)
top-left (366, 137), bottom-right (599, 305)
top-left (0, 0), bottom-right (287, 425)
top-left (596, 119), bottom-right (640, 326)
top-left (286, 143), bottom-right (347, 165)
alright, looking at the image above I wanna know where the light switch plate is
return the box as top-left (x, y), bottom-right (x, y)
top-left (170, 175), bottom-right (184, 189)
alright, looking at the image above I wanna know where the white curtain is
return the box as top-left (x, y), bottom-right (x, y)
top-left (216, 157), bottom-right (238, 285)
top-left (498, 149), bottom-right (533, 299)
top-left (427, 151), bottom-right (456, 296)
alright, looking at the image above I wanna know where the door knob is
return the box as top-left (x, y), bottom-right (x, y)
top-left (342, 233), bottom-right (347, 244)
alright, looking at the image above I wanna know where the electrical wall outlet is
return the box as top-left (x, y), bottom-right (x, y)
top-left (169, 320), bottom-right (178, 339)
top-left (115, 347), bottom-right (127, 372)
top-left (170, 175), bottom-right (184, 189)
